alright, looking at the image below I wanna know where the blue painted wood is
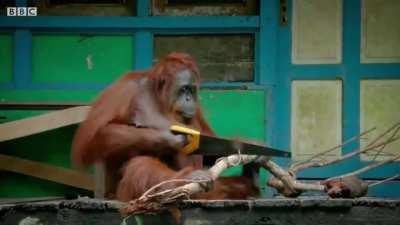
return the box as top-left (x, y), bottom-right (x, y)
top-left (13, 30), bottom-right (31, 89)
top-left (15, 0), bottom-right (27, 7)
top-left (134, 31), bottom-right (153, 70)
top-left (260, 0), bottom-right (279, 147)
top-left (341, 0), bottom-right (362, 177)
top-left (200, 82), bottom-right (264, 90)
top-left (256, 0), bottom-right (278, 86)
top-left (258, 0), bottom-right (280, 197)
top-left (137, 0), bottom-right (150, 17)
top-left (324, 0), bottom-right (400, 182)
top-left (272, 0), bottom-right (400, 185)
top-left (295, 159), bottom-right (399, 179)
top-left (273, 0), bottom-right (292, 155)
top-left (0, 82), bottom-right (263, 91)
top-left (367, 181), bottom-right (400, 198)
top-left (0, 16), bottom-right (259, 32)
top-left (360, 65), bottom-right (400, 76)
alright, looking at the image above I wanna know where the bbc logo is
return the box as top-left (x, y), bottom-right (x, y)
top-left (7, 7), bottom-right (37, 16)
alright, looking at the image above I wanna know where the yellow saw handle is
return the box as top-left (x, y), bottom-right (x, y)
top-left (170, 125), bottom-right (200, 155)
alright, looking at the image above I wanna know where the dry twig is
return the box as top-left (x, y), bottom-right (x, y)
top-left (120, 123), bottom-right (400, 216)
top-left (121, 154), bottom-right (260, 216)
top-left (290, 124), bottom-right (400, 173)
top-left (369, 174), bottom-right (400, 187)
top-left (291, 127), bottom-right (376, 170)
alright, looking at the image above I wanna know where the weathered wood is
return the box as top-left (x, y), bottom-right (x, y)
top-left (0, 154), bottom-right (94, 190)
top-left (94, 163), bottom-right (106, 199)
top-left (0, 106), bottom-right (90, 142)
top-left (0, 196), bottom-right (65, 204)
top-left (0, 102), bottom-right (87, 110)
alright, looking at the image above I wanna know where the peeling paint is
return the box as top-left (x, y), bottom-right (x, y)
top-left (86, 54), bottom-right (94, 70)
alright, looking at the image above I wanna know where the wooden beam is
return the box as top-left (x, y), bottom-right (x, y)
top-left (0, 102), bottom-right (87, 110)
top-left (94, 162), bottom-right (106, 199)
top-left (0, 106), bottom-right (90, 142)
top-left (0, 154), bottom-right (94, 191)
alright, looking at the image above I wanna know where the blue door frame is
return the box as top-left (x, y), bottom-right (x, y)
top-left (271, 0), bottom-right (400, 197)
top-left (1, 0), bottom-right (399, 196)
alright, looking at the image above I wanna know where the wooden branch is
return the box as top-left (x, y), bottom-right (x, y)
top-left (370, 125), bottom-right (400, 161)
top-left (0, 154), bottom-right (94, 190)
top-left (291, 127), bottom-right (376, 170)
top-left (369, 174), bottom-right (400, 188)
top-left (291, 124), bottom-right (400, 173)
top-left (257, 158), bottom-right (324, 196)
top-left (121, 154), bottom-right (260, 216)
top-left (120, 122), bottom-right (400, 216)
top-left (326, 154), bottom-right (400, 181)
top-left (0, 106), bottom-right (90, 142)
top-left (366, 122), bottom-right (400, 148)
top-left (141, 179), bottom-right (209, 198)
top-left (142, 154), bottom-right (261, 200)
top-left (208, 155), bottom-right (259, 179)
top-left (290, 135), bottom-right (400, 174)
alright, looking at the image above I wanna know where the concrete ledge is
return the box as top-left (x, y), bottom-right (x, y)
top-left (1, 197), bottom-right (400, 225)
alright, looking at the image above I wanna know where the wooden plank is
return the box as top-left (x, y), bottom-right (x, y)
top-left (0, 106), bottom-right (90, 142)
top-left (0, 196), bottom-right (65, 204)
top-left (94, 162), bottom-right (106, 199)
top-left (0, 102), bottom-right (87, 110)
top-left (0, 154), bottom-right (94, 190)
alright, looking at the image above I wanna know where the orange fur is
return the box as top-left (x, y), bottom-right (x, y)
top-left (71, 52), bottom-right (258, 201)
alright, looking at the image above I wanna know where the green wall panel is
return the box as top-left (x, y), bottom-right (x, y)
top-left (200, 90), bottom-right (266, 179)
top-left (0, 126), bottom-right (92, 198)
top-left (0, 89), bottom-right (266, 140)
top-left (0, 172), bottom-right (91, 198)
top-left (201, 90), bottom-right (266, 141)
top-left (0, 34), bottom-right (13, 83)
top-left (0, 89), bottom-right (266, 198)
top-left (32, 35), bottom-right (134, 83)
top-left (1, 125), bottom-right (76, 168)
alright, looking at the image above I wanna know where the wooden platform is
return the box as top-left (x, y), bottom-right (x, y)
top-left (1, 197), bottom-right (399, 225)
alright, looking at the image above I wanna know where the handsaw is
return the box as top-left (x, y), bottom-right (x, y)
top-left (171, 125), bottom-right (291, 158)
